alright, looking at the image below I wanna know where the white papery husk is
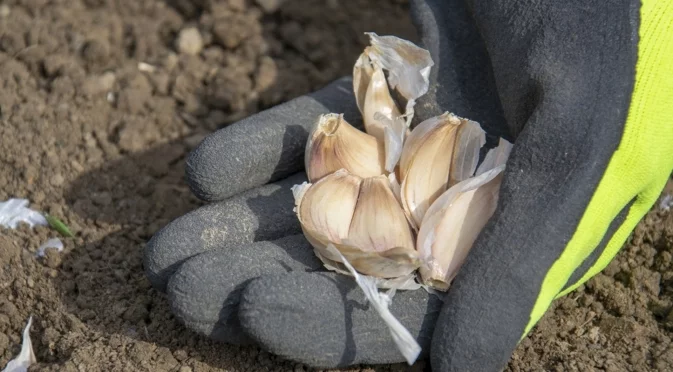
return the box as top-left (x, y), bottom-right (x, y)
top-left (363, 32), bottom-right (433, 126)
top-left (0, 199), bottom-right (48, 229)
top-left (325, 244), bottom-right (422, 365)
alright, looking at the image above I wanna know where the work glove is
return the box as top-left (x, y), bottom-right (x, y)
top-left (144, 0), bottom-right (673, 370)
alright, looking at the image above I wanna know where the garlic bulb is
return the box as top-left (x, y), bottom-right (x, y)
top-left (294, 34), bottom-right (513, 293)
top-left (305, 113), bottom-right (386, 183)
top-left (293, 169), bottom-right (420, 278)
top-left (293, 34), bottom-right (515, 366)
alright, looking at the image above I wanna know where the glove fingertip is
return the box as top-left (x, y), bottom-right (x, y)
top-left (185, 121), bottom-right (272, 202)
top-left (185, 77), bottom-right (361, 203)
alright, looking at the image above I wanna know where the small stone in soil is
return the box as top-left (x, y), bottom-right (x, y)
top-left (176, 27), bottom-right (204, 56)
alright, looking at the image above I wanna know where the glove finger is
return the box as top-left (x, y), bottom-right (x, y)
top-left (166, 234), bottom-right (322, 345)
top-left (144, 172), bottom-right (306, 292)
top-left (409, 0), bottom-right (508, 140)
top-left (187, 77), bottom-right (360, 202)
top-left (239, 272), bottom-right (443, 368)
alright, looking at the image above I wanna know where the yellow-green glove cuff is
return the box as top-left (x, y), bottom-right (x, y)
top-left (525, 0), bottom-right (673, 338)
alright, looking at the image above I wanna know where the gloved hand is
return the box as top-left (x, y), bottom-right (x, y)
top-left (144, 0), bottom-right (673, 370)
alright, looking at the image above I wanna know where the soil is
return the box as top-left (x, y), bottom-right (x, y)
top-left (0, 0), bottom-right (671, 371)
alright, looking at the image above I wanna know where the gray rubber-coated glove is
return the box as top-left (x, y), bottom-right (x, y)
top-left (145, 0), bottom-right (665, 370)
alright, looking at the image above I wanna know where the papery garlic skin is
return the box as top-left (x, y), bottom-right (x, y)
top-left (475, 137), bottom-right (513, 176)
top-left (293, 169), bottom-right (420, 278)
top-left (364, 32), bottom-right (433, 125)
top-left (353, 34), bottom-right (435, 173)
top-left (377, 113), bottom-right (408, 174)
top-left (399, 113), bottom-right (485, 228)
top-left (333, 242), bottom-right (421, 278)
top-left (416, 138), bottom-right (512, 290)
top-left (305, 114), bottom-right (386, 183)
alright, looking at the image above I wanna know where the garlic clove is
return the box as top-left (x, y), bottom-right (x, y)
top-left (398, 113), bottom-right (462, 228)
top-left (449, 118), bottom-right (486, 186)
top-left (416, 136), bottom-right (513, 290)
top-left (363, 66), bottom-right (403, 141)
top-left (399, 113), bottom-right (453, 180)
top-left (347, 175), bottom-right (416, 253)
top-left (353, 52), bottom-right (374, 115)
top-left (417, 166), bottom-right (504, 290)
top-left (295, 171), bottom-right (420, 279)
top-left (355, 53), bottom-right (407, 173)
top-left (294, 169), bottom-right (362, 249)
top-left (399, 113), bottom-right (488, 228)
top-left (363, 32), bottom-right (433, 125)
top-left (305, 113), bottom-right (386, 183)
top-left (354, 33), bottom-right (435, 171)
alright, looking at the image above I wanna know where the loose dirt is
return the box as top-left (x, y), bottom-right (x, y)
top-left (0, 1), bottom-right (671, 371)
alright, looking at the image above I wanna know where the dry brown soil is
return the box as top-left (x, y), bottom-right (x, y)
top-left (1, 1), bottom-right (672, 371)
